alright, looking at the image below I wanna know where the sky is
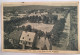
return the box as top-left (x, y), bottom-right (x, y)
top-left (3, 2), bottom-right (78, 7)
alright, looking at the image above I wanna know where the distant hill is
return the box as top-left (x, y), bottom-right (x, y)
top-left (3, 5), bottom-right (77, 11)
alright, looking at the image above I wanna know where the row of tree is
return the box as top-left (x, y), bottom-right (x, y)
top-left (4, 14), bottom-right (58, 34)
top-left (50, 18), bottom-right (66, 46)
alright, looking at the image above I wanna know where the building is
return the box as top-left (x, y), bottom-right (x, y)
top-left (28, 11), bottom-right (48, 17)
top-left (28, 12), bottom-right (41, 17)
top-left (18, 14), bottom-right (27, 18)
top-left (3, 16), bottom-right (14, 21)
top-left (5, 13), bottom-right (13, 17)
top-left (41, 12), bottom-right (48, 15)
top-left (19, 31), bottom-right (36, 49)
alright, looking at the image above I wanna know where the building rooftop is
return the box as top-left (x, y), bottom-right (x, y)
top-left (20, 31), bottom-right (36, 42)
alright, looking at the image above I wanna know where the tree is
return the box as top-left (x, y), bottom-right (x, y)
top-left (22, 26), bottom-right (25, 31)
top-left (51, 18), bottom-right (66, 46)
top-left (25, 25), bottom-right (32, 32)
top-left (43, 16), bottom-right (49, 24)
top-left (37, 30), bottom-right (44, 39)
top-left (46, 32), bottom-right (51, 39)
top-left (4, 39), bottom-right (14, 49)
top-left (53, 15), bottom-right (58, 24)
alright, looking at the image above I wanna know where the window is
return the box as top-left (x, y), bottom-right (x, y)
top-left (23, 37), bottom-right (24, 39)
top-left (27, 34), bottom-right (29, 36)
top-left (29, 38), bottom-right (31, 41)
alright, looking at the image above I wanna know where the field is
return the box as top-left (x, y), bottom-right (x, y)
top-left (19, 23), bottom-right (54, 33)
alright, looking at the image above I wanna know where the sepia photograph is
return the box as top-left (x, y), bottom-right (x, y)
top-left (2, 2), bottom-right (80, 53)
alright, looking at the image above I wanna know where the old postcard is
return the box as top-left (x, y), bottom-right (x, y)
top-left (2, 2), bottom-right (80, 53)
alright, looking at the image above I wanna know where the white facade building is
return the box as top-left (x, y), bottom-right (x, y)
top-left (19, 31), bottom-right (36, 47)
top-left (28, 11), bottom-right (48, 17)
top-left (18, 14), bottom-right (27, 18)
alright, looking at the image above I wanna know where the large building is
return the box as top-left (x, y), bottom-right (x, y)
top-left (19, 31), bottom-right (36, 49)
